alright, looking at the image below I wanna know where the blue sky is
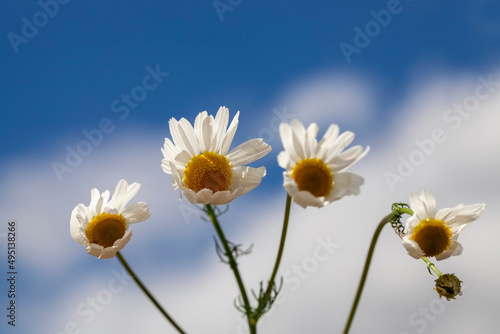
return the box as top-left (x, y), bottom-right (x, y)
top-left (1, 1), bottom-right (500, 333)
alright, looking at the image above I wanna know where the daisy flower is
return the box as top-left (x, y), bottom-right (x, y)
top-left (277, 119), bottom-right (369, 208)
top-left (402, 190), bottom-right (486, 260)
top-left (161, 106), bottom-right (272, 205)
top-left (70, 179), bottom-right (151, 259)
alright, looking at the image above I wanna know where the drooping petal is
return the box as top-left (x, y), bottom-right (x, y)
top-left (327, 145), bottom-right (370, 172)
top-left (227, 139), bottom-right (272, 166)
top-left (326, 172), bottom-right (364, 203)
top-left (122, 202), bottom-right (151, 225)
top-left (435, 240), bottom-right (463, 261)
top-left (277, 150), bottom-right (292, 170)
top-left (439, 203), bottom-right (486, 234)
top-left (402, 236), bottom-right (425, 259)
top-left (70, 205), bottom-right (88, 246)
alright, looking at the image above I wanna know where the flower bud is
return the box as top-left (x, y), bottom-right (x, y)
top-left (434, 273), bottom-right (462, 301)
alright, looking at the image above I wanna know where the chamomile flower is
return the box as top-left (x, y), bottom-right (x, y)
top-left (161, 106), bottom-right (272, 205)
top-left (277, 120), bottom-right (369, 208)
top-left (402, 190), bottom-right (486, 260)
top-left (70, 179), bottom-right (151, 259)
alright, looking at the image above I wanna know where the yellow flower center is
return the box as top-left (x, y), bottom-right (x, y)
top-left (85, 213), bottom-right (127, 248)
top-left (183, 152), bottom-right (232, 193)
top-left (291, 158), bottom-right (333, 197)
top-left (410, 218), bottom-right (452, 257)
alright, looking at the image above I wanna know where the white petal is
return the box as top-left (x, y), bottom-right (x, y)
top-left (85, 231), bottom-right (133, 259)
top-left (290, 120), bottom-right (306, 160)
top-left (227, 139), bottom-right (272, 166)
top-left (409, 192), bottom-right (427, 221)
top-left (122, 202), bottom-right (151, 225)
top-left (439, 203), bottom-right (486, 234)
top-left (70, 205), bottom-right (88, 246)
top-left (304, 123), bottom-right (319, 159)
top-left (209, 191), bottom-right (235, 206)
top-left (177, 118), bottom-right (201, 156)
top-left (169, 117), bottom-right (185, 150)
top-left (279, 122), bottom-right (301, 163)
top-left (282, 173), bottom-right (327, 208)
top-left (161, 159), bottom-right (172, 174)
top-left (316, 124), bottom-right (339, 158)
top-left (401, 236), bottom-right (424, 259)
top-left (194, 111), bottom-right (208, 138)
top-left (327, 145), bottom-right (370, 172)
top-left (326, 172), bottom-right (364, 202)
top-left (214, 106), bottom-right (230, 149)
top-left (88, 188), bottom-right (101, 216)
top-left (404, 214), bottom-right (420, 236)
top-left (108, 180), bottom-right (141, 213)
top-left (219, 111), bottom-right (239, 156)
top-left (321, 131), bottom-right (355, 161)
top-left (231, 166), bottom-right (267, 191)
top-left (86, 243), bottom-right (104, 258)
top-left (161, 138), bottom-right (179, 162)
top-left (277, 151), bottom-right (293, 170)
top-left (420, 190), bottom-right (437, 218)
top-left (435, 241), bottom-right (463, 261)
top-left (199, 115), bottom-right (214, 152)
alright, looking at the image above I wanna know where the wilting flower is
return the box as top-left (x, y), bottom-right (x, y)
top-left (402, 190), bottom-right (486, 260)
top-left (161, 106), bottom-right (272, 205)
top-left (277, 120), bottom-right (369, 208)
top-left (70, 179), bottom-right (151, 259)
top-left (435, 273), bottom-right (462, 301)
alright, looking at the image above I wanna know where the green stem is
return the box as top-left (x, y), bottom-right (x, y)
top-left (205, 204), bottom-right (255, 334)
top-left (116, 251), bottom-right (187, 334)
top-left (399, 207), bottom-right (414, 216)
top-left (258, 194), bottom-right (292, 318)
top-left (421, 257), bottom-right (443, 276)
top-left (343, 213), bottom-right (393, 334)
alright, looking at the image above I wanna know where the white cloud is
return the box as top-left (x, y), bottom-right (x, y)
top-left (272, 69), bottom-right (378, 129)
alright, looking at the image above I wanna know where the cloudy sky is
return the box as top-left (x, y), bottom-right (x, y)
top-left (1, 1), bottom-right (500, 333)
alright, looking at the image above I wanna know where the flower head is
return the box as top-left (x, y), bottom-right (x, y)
top-left (402, 190), bottom-right (486, 260)
top-left (70, 179), bottom-right (151, 259)
top-left (277, 120), bottom-right (369, 208)
top-left (434, 273), bottom-right (463, 301)
top-left (161, 106), bottom-right (272, 205)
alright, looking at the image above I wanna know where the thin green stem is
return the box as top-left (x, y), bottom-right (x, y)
top-left (205, 204), bottom-right (255, 334)
top-left (399, 207), bottom-right (414, 216)
top-left (116, 251), bottom-right (187, 334)
top-left (343, 213), bottom-right (393, 334)
top-left (421, 257), bottom-right (443, 276)
top-left (258, 194), bottom-right (292, 318)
